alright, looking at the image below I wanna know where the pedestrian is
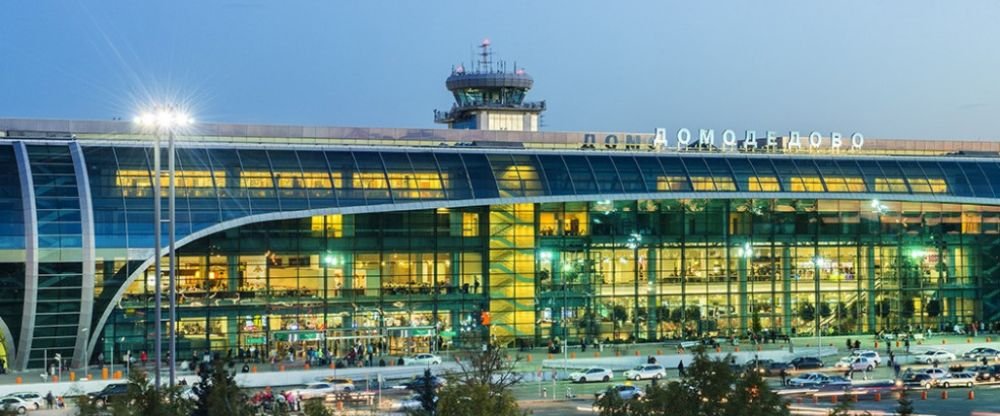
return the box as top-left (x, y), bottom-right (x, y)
top-left (140, 350), bottom-right (148, 367)
top-left (893, 362), bottom-right (901, 378)
top-left (678, 360), bottom-right (686, 377)
top-left (846, 338), bottom-right (853, 351)
top-left (780, 368), bottom-right (788, 386)
top-left (45, 391), bottom-right (54, 409)
top-left (904, 338), bottom-right (910, 353)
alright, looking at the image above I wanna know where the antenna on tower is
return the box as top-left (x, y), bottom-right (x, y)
top-left (479, 38), bottom-right (492, 72)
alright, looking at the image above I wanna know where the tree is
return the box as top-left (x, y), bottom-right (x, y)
top-left (799, 302), bottom-right (816, 323)
top-left (192, 360), bottom-right (254, 416)
top-left (751, 310), bottom-right (762, 334)
top-left (594, 387), bottom-right (634, 416)
top-left (926, 299), bottom-right (941, 318)
top-left (724, 369), bottom-right (788, 416)
top-left (303, 399), bottom-right (332, 416)
top-left (434, 346), bottom-right (525, 416)
top-left (109, 369), bottom-right (192, 416)
top-left (818, 302), bottom-right (832, 319)
top-left (411, 368), bottom-right (438, 416)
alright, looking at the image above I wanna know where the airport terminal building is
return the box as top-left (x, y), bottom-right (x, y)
top-left (1, 51), bottom-right (999, 371)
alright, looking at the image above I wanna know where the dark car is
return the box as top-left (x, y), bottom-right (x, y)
top-left (743, 359), bottom-right (774, 375)
top-left (88, 383), bottom-right (129, 407)
top-left (762, 362), bottom-right (794, 376)
top-left (790, 357), bottom-right (824, 370)
top-left (973, 364), bottom-right (1000, 382)
top-left (400, 375), bottom-right (446, 391)
top-left (900, 373), bottom-right (934, 390)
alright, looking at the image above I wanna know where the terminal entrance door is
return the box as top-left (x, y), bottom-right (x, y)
top-left (272, 330), bottom-right (325, 360)
top-left (386, 326), bottom-right (437, 355)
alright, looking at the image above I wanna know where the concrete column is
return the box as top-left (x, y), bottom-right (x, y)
top-left (867, 245), bottom-right (878, 332)
top-left (646, 249), bottom-right (658, 340)
top-left (782, 244), bottom-right (792, 336)
top-left (739, 255), bottom-right (749, 333)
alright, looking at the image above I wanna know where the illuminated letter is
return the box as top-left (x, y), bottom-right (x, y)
top-left (583, 134), bottom-right (596, 150)
top-left (766, 131), bottom-right (778, 149)
top-left (699, 129), bottom-right (716, 147)
top-left (743, 130), bottom-right (758, 149)
top-left (809, 131), bottom-right (823, 149)
top-left (722, 129), bottom-right (737, 150)
top-left (625, 134), bottom-right (642, 150)
top-left (676, 128), bottom-right (692, 149)
top-left (605, 134), bottom-right (618, 149)
top-left (830, 132), bottom-right (843, 150)
top-left (787, 131), bottom-right (802, 150)
top-left (650, 128), bottom-right (667, 150)
top-left (851, 132), bottom-right (864, 149)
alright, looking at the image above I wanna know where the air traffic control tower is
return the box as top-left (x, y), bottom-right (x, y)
top-left (434, 39), bottom-right (546, 131)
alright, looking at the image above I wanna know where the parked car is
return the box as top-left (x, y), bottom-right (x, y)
top-left (962, 347), bottom-right (1000, 361)
top-left (623, 364), bottom-right (666, 381)
top-left (743, 359), bottom-right (774, 375)
top-left (596, 384), bottom-right (644, 401)
top-left (786, 372), bottom-right (832, 387)
top-left (921, 368), bottom-right (949, 380)
top-left (835, 356), bottom-right (876, 372)
top-left (899, 373), bottom-right (935, 390)
top-left (918, 350), bottom-right (957, 364)
top-left (973, 364), bottom-right (1000, 382)
top-left (569, 367), bottom-right (613, 383)
top-left (0, 397), bottom-right (29, 415)
top-left (789, 357), bottom-right (824, 370)
top-left (5, 392), bottom-right (44, 410)
top-left (399, 374), bottom-right (447, 390)
top-left (936, 372), bottom-right (977, 388)
top-left (397, 394), bottom-right (424, 411)
top-left (291, 382), bottom-right (344, 400)
top-left (761, 362), bottom-right (794, 376)
top-left (851, 350), bottom-right (882, 366)
top-left (88, 383), bottom-right (129, 407)
top-left (319, 378), bottom-right (356, 392)
top-left (405, 353), bottom-right (443, 366)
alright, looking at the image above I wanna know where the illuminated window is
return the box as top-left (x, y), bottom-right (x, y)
top-left (688, 176), bottom-right (717, 191)
top-left (928, 179), bottom-right (947, 193)
top-left (789, 177), bottom-right (825, 192)
top-left (750, 177), bottom-right (780, 192)
top-left (823, 177), bottom-right (866, 192)
top-left (875, 178), bottom-right (908, 192)
top-left (274, 171), bottom-right (342, 189)
top-left (712, 176), bottom-right (737, 191)
top-left (310, 215), bottom-right (343, 237)
top-left (656, 176), bottom-right (688, 191)
top-left (240, 171), bottom-right (274, 188)
top-left (115, 169), bottom-right (221, 197)
top-left (462, 212), bottom-right (479, 237)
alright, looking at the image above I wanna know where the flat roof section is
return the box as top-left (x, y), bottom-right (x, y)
top-left (0, 117), bottom-right (997, 158)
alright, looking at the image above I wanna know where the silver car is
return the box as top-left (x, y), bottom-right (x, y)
top-left (623, 364), bottom-right (666, 381)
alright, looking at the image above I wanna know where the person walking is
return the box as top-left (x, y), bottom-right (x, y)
top-left (678, 360), bottom-right (686, 377)
top-left (45, 391), bottom-right (54, 409)
top-left (780, 368), bottom-right (788, 386)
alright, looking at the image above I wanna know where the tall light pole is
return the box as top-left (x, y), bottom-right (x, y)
top-left (135, 108), bottom-right (192, 388)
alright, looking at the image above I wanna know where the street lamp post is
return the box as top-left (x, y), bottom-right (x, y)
top-left (135, 108), bottom-right (192, 389)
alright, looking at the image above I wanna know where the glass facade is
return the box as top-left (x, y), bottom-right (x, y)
top-left (0, 138), bottom-right (999, 369)
top-left (105, 199), bottom-right (998, 360)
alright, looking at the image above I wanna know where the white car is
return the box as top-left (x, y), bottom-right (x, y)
top-left (320, 378), bottom-right (355, 392)
top-left (397, 394), bottom-right (423, 411)
top-left (835, 356), bottom-right (876, 372)
top-left (6, 392), bottom-right (44, 410)
top-left (623, 364), bottom-right (666, 381)
top-left (935, 371), bottom-right (976, 388)
top-left (787, 372), bottom-right (832, 387)
top-left (291, 382), bottom-right (342, 400)
top-left (922, 368), bottom-right (949, 380)
top-left (919, 350), bottom-right (957, 364)
top-left (851, 350), bottom-right (881, 366)
top-left (0, 396), bottom-right (30, 414)
top-left (569, 367), bottom-right (613, 383)
top-left (405, 353), bottom-right (443, 366)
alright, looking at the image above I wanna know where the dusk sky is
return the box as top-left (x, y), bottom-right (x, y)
top-left (2, 1), bottom-right (998, 139)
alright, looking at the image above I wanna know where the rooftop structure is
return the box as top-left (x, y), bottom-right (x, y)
top-left (434, 39), bottom-right (546, 131)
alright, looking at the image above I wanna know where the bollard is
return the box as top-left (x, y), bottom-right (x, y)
top-left (988, 337), bottom-right (992, 342)
top-left (101, 367), bottom-right (109, 380)
top-left (526, 355), bottom-right (533, 363)
top-left (656, 349), bottom-right (663, 355)
top-left (734, 346), bottom-right (740, 352)
top-left (279, 364), bottom-right (285, 372)
top-left (875, 341), bottom-right (879, 349)
top-left (896, 341), bottom-right (901, 348)
top-left (968, 390), bottom-right (975, 400)
top-left (114, 370), bottom-right (122, 380)
top-left (52, 375), bottom-right (58, 383)
top-left (757, 345), bottom-right (762, 352)
top-left (330, 363), bottom-right (335, 369)
top-left (715, 347), bottom-right (722, 353)
top-left (831, 395), bottom-right (837, 404)
top-left (634, 350), bottom-right (640, 357)
top-left (70, 372), bottom-right (76, 382)
top-left (967, 338), bottom-right (972, 344)
top-left (571, 352), bottom-right (577, 359)
top-left (594, 352), bottom-right (601, 358)
top-left (548, 353), bottom-right (554, 359)
top-left (615, 351), bottom-right (621, 357)
top-left (304, 363), bottom-right (310, 370)
top-left (874, 392), bottom-right (881, 402)
top-left (252, 366), bottom-right (257, 373)
top-left (920, 390), bottom-right (927, 400)
top-left (942, 339), bottom-right (947, 345)
top-left (941, 390), bottom-right (948, 400)
top-left (14, 376), bottom-right (21, 384)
